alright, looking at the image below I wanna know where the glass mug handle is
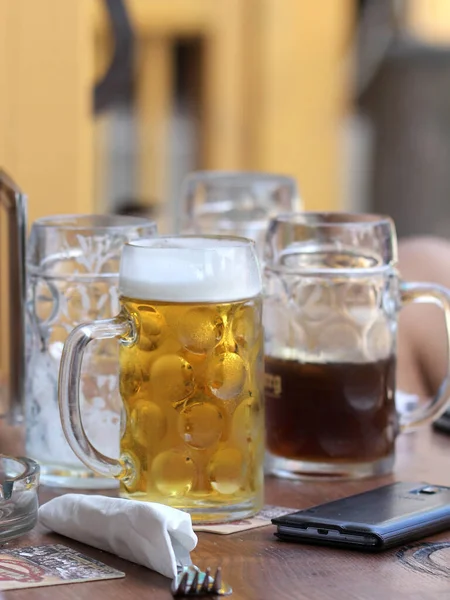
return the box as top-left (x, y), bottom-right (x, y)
top-left (399, 281), bottom-right (450, 430)
top-left (58, 313), bottom-right (135, 482)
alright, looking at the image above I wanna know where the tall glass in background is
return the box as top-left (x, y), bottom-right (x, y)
top-left (177, 171), bottom-right (302, 257)
top-left (264, 213), bottom-right (450, 480)
top-left (59, 236), bottom-right (264, 523)
top-left (26, 215), bottom-right (156, 488)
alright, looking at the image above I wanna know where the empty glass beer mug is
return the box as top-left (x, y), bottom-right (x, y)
top-left (177, 171), bottom-right (302, 257)
top-left (59, 236), bottom-right (264, 523)
top-left (26, 215), bottom-right (156, 487)
top-left (264, 213), bottom-right (450, 479)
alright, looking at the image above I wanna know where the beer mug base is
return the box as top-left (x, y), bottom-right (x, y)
top-left (265, 453), bottom-right (395, 481)
top-left (39, 464), bottom-right (119, 490)
top-left (119, 489), bottom-right (263, 524)
top-left (186, 498), bottom-right (263, 524)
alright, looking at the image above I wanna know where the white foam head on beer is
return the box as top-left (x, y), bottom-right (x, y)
top-left (119, 236), bottom-right (262, 302)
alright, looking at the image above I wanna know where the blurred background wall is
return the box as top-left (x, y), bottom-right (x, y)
top-left (0, 0), bottom-right (351, 228)
top-left (355, 0), bottom-right (450, 237)
top-left (1, 0), bottom-right (450, 236)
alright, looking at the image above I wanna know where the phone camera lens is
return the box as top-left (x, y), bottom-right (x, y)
top-left (419, 486), bottom-right (439, 494)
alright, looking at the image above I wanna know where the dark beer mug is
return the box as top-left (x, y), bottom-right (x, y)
top-left (264, 213), bottom-right (450, 479)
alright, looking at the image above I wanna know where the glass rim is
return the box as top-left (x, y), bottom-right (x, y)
top-left (271, 212), bottom-right (393, 228)
top-left (265, 262), bottom-right (395, 277)
top-left (184, 170), bottom-right (296, 186)
top-left (125, 234), bottom-right (257, 250)
top-left (31, 214), bottom-right (156, 231)
top-left (190, 217), bottom-right (269, 229)
top-left (0, 455), bottom-right (40, 485)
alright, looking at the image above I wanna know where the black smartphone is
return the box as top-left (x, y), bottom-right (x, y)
top-left (272, 482), bottom-right (450, 552)
top-left (434, 408), bottom-right (450, 435)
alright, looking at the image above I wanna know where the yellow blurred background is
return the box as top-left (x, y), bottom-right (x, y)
top-left (1, 0), bottom-right (450, 230)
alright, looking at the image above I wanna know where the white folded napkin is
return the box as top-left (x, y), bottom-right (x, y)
top-left (39, 494), bottom-right (198, 579)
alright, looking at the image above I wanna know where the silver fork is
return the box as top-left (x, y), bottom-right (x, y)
top-left (172, 564), bottom-right (232, 597)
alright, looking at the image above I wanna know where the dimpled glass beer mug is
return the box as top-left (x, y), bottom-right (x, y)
top-left (177, 171), bottom-right (302, 257)
top-left (264, 213), bottom-right (450, 479)
top-left (59, 236), bottom-right (264, 522)
top-left (26, 215), bottom-right (156, 488)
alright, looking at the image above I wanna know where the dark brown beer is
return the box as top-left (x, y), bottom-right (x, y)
top-left (264, 356), bottom-right (398, 462)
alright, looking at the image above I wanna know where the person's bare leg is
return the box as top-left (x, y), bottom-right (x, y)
top-left (397, 236), bottom-right (450, 398)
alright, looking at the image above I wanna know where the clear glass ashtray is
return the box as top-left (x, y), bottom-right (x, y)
top-left (0, 456), bottom-right (40, 543)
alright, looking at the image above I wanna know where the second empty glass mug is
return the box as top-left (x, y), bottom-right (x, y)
top-left (264, 213), bottom-right (450, 479)
top-left (177, 171), bottom-right (302, 257)
top-left (59, 236), bottom-right (264, 523)
top-left (26, 215), bottom-right (156, 488)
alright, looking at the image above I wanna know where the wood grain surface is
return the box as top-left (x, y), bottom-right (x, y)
top-left (0, 424), bottom-right (449, 600)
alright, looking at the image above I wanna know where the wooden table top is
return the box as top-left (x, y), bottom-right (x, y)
top-left (0, 425), bottom-right (449, 600)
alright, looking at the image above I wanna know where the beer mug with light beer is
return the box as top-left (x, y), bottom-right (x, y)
top-left (59, 236), bottom-right (264, 523)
